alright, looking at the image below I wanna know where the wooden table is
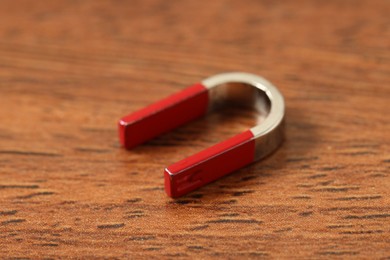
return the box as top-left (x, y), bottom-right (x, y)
top-left (1, 0), bottom-right (389, 258)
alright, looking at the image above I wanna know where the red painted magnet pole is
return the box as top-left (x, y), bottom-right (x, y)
top-left (118, 83), bottom-right (208, 149)
top-left (165, 130), bottom-right (255, 198)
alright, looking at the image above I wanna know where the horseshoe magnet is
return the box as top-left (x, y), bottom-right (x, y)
top-left (118, 72), bottom-right (285, 198)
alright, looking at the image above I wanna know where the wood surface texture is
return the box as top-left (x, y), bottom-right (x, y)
top-left (0, 0), bottom-right (389, 258)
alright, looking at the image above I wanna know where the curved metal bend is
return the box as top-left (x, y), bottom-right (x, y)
top-left (202, 72), bottom-right (285, 160)
top-left (118, 72), bottom-right (285, 198)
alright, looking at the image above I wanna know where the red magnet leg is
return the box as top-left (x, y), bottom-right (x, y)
top-left (164, 130), bottom-right (255, 198)
top-left (118, 83), bottom-right (208, 149)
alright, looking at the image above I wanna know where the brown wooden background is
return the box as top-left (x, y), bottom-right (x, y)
top-left (0, 0), bottom-right (389, 258)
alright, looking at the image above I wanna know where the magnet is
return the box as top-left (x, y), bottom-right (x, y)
top-left (118, 72), bottom-right (285, 198)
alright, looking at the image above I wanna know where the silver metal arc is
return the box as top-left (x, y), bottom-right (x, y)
top-left (201, 72), bottom-right (285, 160)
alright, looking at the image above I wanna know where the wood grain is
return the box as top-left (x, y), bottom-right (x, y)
top-left (0, 0), bottom-right (389, 258)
